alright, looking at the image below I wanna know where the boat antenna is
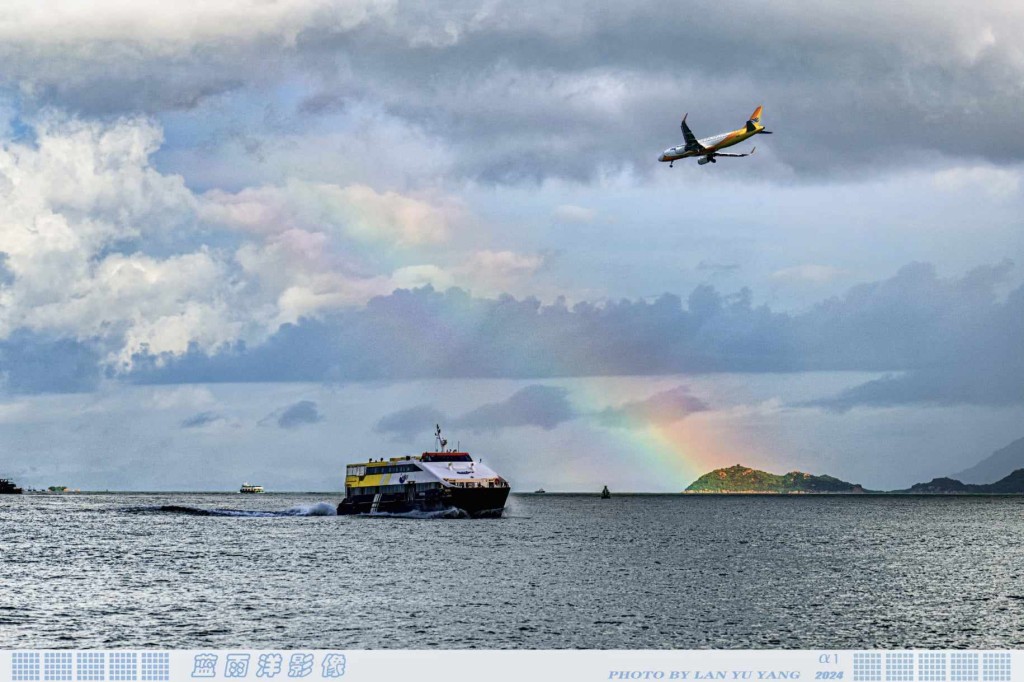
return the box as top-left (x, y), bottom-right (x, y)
top-left (435, 424), bottom-right (448, 451)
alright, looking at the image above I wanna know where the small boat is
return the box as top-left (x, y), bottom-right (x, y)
top-left (0, 478), bottom-right (23, 495)
top-left (239, 483), bottom-right (265, 494)
top-left (601, 485), bottom-right (611, 499)
top-left (534, 488), bottom-right (546, 494)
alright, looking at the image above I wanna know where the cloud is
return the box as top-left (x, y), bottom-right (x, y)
top-left (0, 113), bottom-right (552, 386)
top-left (292, 0), bottom-right (1024, 179)
top-left (0, 0), bottom-right (390, 114)
top-left (597, 386), bottom-right (709, 428)
top-left (374, 384), bottom-right (712, 440)
top-left (0, 117), bottom-right (1016, 414)
top-left (455, 385), bottom-right (576, 432)
top-left (375, 385), bottom-right (577, 440)
top-left (0, 112), bottom-right (243, 368)
top-left (131, 260), bottom-right (1024, 409)
top-left (263, 399), bottom-right (324, 429)
top-left (1, 0), bottom-right (1023, 179)
top-left (0, 331), bottom-right (102, 394)
top-left (800, 261), bottom-right (1024, 410)
top-left (201, 180), bottom-right (463, 246)
top-left (0, 253), bottom-right (15, 286)
top-left (454, 250), bottom-right (550, 296)
top-left (180, 410), bottom-right (225, 428)
top-left (374, 405), bottom-right (447, 442)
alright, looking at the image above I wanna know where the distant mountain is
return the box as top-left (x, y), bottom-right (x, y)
top-left (684, 464), bottom-right (867, 494)
top-left (954, 436), bottom-right (1024, 484)
top-left (984, 469), bottom-right (1024, 493)
top-left (902, 477), bottom-right (975, 494)
top-left (899, 468), bottom-right (1024, 494)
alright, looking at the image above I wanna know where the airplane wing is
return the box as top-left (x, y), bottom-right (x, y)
top-left (712, 147), bottom-right (756, 158)
top-left (680, 114), bottom-right (705, 152)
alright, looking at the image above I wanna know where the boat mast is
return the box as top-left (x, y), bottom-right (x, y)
top-left (435, 424), bottom-right (448, 452)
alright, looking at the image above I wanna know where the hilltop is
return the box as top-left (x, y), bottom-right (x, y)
top-left (684, 464), bottom-right (867, 494)
top-left (900, 468), bottom-right (1024, 494)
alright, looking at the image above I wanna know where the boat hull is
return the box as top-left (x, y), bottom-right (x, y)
top-left (337, 486), bottom-right (509, 518)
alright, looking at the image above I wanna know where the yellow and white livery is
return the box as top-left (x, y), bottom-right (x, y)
top-left (336, 425), bottom-right (510, 517)
top-left (659, 106), bottom-right (771, 167)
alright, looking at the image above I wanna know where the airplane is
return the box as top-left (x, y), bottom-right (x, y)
top-left (658, 106), bottom-right (771, 167)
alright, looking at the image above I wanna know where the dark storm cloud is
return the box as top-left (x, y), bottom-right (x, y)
top-left (262, 400), bottom-right (324, 429)
top-left (288, 0), bottom-right (1024, 178)
top-left (597, 386), bottom-right (710, 428)
top-left (7, 1), bottom-right (1024, 178)
top-left (0, 331), bottom-right (102, 394)
top-left (130, 260), bottom-right (1024, 409)
top-left (375, 385), bottom-right (577, 440)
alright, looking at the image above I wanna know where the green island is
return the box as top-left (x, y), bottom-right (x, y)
top-left (684, 464), bottom-right (1024, 494)
top-left (685, 464), bottom-right (868, 494)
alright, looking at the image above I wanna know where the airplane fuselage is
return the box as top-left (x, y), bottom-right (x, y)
top-left (659, 122), bottom-right (765, 163)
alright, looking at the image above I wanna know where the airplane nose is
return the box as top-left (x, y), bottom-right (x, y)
top-left (658, 153), bottom-right (666, 162)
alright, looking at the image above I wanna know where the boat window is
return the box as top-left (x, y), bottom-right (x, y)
top-left (364, 463), bottom-right (420, 475)
top-left (421, 453), bottom-right (473, 463)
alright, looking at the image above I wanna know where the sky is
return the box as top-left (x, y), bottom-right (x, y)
top-left (1, 0), bottom-right (1023, 491)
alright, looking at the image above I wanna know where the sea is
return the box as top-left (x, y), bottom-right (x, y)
top-left (1, 493), bottom-right (1022, 649)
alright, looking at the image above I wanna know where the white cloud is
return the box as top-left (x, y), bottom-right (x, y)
top-left (0, 112), bottom-right (511, 371)
top-left (456, 250), bottom-right (548, 294)
top-left (336, 184), bottom-right (459, 246)
top-left (201, 180), bottom-right (463, 246)
top-left (0, 0), bottom-right (390, 54)
top-left (0, 114), bottom-right (214, 356)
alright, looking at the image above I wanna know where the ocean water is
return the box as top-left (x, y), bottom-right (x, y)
top-left (1, 493), bottom-right (1023, 649)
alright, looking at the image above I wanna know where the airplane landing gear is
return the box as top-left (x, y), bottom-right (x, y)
top-left (669, 161), bottom-right (673, 168)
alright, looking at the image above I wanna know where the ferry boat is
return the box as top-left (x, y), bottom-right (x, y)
top-left (337, 425), bottom-right (510, 517)
top-left (0, 478), bottom-right (23, 495)
top-left (239, 483), bottom-right (264, 494)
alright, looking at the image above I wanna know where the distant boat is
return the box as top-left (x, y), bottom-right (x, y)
top-left (534, 488), bottom-right (546, 494)
top-left (601, 485), bottom-right (611, 499)
top-left (0, 478), bottom-right (23, 495)
top-left (239, 483), bottom-right (265, 494)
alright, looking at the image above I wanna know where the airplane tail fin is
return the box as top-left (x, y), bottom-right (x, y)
top-left (745, 105), bottom-right (763, 132)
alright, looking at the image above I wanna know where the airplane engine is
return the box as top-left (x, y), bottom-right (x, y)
top-left (698, 157), bottom-right (712, 165)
